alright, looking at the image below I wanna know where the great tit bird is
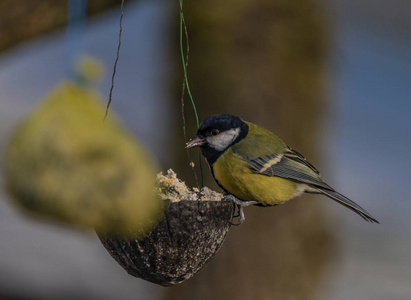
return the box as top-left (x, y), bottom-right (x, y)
top-left (186, 114), bottom-right (378, 224)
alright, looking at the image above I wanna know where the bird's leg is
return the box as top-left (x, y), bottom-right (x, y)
top-left (223, 193), bottom-right (259, 226)
top-left (234, 205), bottom-right (245, 226)
top-left (232, 206), bottom-right (240, 219)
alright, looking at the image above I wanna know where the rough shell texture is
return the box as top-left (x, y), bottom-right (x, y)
top-left (97, 199), bottom-right (234, 286)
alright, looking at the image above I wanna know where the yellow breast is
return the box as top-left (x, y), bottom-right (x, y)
top-left (213, 148), bottom-right (300, 205)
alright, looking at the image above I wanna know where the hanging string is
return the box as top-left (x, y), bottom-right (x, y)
top-left (66, 0), bottom-right (87, 79)
top-left (179, 0), bottom-right (203, 188)
top-left (104, 0), bottom-right (125, 120)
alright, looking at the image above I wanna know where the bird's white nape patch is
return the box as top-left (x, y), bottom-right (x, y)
top-left (207, 128), bottom-right (240, 151)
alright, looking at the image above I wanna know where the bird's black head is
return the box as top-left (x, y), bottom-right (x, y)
top-left (186, 114), bottom-right (249, 165)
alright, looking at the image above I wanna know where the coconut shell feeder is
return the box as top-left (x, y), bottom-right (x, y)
top-left (96, 169), bottom-right (235, 286)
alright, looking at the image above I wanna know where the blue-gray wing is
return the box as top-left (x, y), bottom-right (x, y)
top-left (240, 147), bottom-right (333, 190)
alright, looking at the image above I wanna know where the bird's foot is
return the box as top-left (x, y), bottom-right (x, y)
top-left (224, 194), bottom-right (258, 226)
top-left (230, 204), bottom-right (244, 226)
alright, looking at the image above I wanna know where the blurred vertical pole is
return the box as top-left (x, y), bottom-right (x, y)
top-left (166, 0), bottom-right (334, 300)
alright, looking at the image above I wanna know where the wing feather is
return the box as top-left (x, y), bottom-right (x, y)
top-left (231, 122), bottom-right (332, 190)
top-left (238, 148), bottom-right (332, 190)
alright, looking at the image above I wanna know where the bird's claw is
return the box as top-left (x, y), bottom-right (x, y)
top-left (225, 194), bottom-right (258, 226)
top-left (230, 204), bottom-right (245, 226)
top-left (227, 194), bottom-right (244, 225)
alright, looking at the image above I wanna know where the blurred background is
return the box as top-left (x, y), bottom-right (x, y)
top-left (0, 0), bottom-right (410, 299)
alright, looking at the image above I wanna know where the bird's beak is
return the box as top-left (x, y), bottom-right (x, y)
top-left (186, 136), bottom-right (206, 148)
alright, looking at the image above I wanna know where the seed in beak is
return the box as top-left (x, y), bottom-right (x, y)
top-left (186, 136), bottom-right (206, 148)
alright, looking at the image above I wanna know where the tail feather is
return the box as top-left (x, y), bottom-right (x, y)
top-left (315, 188), bottom-right (379, 223)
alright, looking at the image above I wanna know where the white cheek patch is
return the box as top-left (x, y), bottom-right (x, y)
top-left (207, 128), bottom-right (240, 151)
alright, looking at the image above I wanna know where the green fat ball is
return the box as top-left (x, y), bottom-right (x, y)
top-left (3, 81), bottom-right (163, 235)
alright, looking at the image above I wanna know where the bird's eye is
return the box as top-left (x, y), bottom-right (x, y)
top-left (211, 129), bottom-right (219, 136)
